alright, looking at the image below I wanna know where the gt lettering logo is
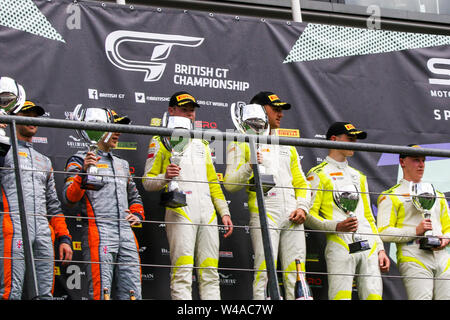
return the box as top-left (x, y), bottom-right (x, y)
top-left (105, 30), bottom-right (204, 82)
top-left (428, 58), bottom-right (450, 86)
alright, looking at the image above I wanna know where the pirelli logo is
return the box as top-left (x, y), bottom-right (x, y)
top-left (177, 94), bottom-right (195, 102)
top-left (96, 164), bottom-right (109, 169)
top-left (18, 152), bottom-right (28, 157)
top-left (330, 172), bottom-right (343, 176)
top-left (275, 128), bottom-right (300, 137)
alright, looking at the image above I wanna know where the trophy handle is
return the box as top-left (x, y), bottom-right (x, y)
top-left (71, 104), bottom-right (84, 121)
top-left (230, 103), bottom-right (246, 134)
top-left (162, 111), bottom-right (169, 127)
top-left (72, 104), bottom-right (88, 142)
top-left (9, 84), bottom-right (26, 114)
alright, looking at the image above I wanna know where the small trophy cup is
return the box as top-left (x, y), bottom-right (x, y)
top-left (230, 102), bottom-right (275, 194)
top-left (333, 184), bottom-right (370, 254)
top-left (71, 104), bottom-right (114, 191)
top-left (0, 77), bottom-right (26, 156)
top-left (411, 182), bottom-right (441, 250)
top-left (159, 112), bottom-right (192, 208)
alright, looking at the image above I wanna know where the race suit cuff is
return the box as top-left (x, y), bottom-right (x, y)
top-left (65, 175), bottom-right (85, 203)
top-left (132, 212), bottom-right (144, 221)
top-left (305, 215), bottom-right (338, 231)
top-left (58, 235), bottom-right (72, 247)
top-left (296, 199), bottom-right (309, 214)
top-left (213, 198), bottom-right (231, 218)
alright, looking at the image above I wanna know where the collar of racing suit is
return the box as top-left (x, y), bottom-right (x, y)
top-left (97, 149), bottom-right (113, 158)
top-left (18, 139), bottom-right (32, 148)
top-left (325, 155), bottom-right (348, 170)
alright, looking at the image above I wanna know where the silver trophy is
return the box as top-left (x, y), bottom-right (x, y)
top-left (411, 182), bottom-right (440, 250)
top-left (159, 112), bottom-right (192, 208)
top-left (333, 184), bottom-right (370, 254)
top-left (230, 102), bottom-right (275, 193)
top-left (0, 77), bottom-right (26, 156)
top-left (71, 104), bottom-right (114, 191)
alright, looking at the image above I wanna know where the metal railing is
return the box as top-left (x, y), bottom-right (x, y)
top-left (2, 114), bottom-right (450, 300)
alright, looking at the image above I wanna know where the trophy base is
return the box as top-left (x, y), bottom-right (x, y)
top-left (419, 236), bottom-right (441, 250)
top-left (160, 191), bottom-right (187, 208)
top-left (81, 175), bottom-right (105, 191)
top-left (0, 136), bottom-right (10, 157)
top-left (249, 174), bottom-right (276, 194)
top-left (349, 240), bottom-right (371, 254)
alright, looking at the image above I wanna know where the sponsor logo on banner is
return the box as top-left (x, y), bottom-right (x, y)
top-left (307, 277), bottom-right (323, 288)
top-left (88, 88), bottom-right (125, 100)
top-left (139, 246), bottom-right (147, 253)
top-left (150, 118), bottom-right (162, 126)
top-left (195, 120), bottom-right (217, 129)
top-left (428, 58), bottom-right (450, 86)
top-left (174, 63), bottom-right (250, 92)
top-left (142, 273), bottom-right (155, 281)
top-left (105, 30), bottom-right (204, 82)
top-left (219, 251), bottom-right (233, 258)
top-left (88, 88), bottom-right (98, 100)
top-left (105, 30), bottom-right (250, 93)
top-left (219, 273), bottom-right (237, 286)
top-left (67, 135), bottom-right (89, 149)
top-left (32, 136), bottom-right (48, 144)
top-left (135, 92), bottom-right (146, 103)
top-left (114, 141), bottom-right (138, 151)
top-left (427, 58), bottom-right (450, 121)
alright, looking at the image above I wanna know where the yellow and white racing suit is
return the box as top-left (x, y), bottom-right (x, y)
top-left (306, 156), bottom-right (384, 300)
top-left (142, 136), bottom-right (230, 300)
top-left (377, 179), bottom-right (450, 300)
top-left (224, 139), bottom-right (310, 300)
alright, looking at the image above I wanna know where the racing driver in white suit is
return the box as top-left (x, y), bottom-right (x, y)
top-left (377, 145), bottom-right (450, 300)
top-left (224, 91), bottom-right (310, 300)
top-left (142, 91), bottom-right (233, 300)
top-left (305, 122), bottom-right (390, 300)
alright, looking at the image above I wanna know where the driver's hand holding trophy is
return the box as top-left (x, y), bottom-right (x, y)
top-left (333, 184), bottom-right (371, 254)
top-left (0, 76), bottom-right (26, 155)
top-left (230, 102), bottom-right (275, 194)
top-left (411, 182), bottom-right (441, 250)
top-left (159, 111), bottom-right (193, 208)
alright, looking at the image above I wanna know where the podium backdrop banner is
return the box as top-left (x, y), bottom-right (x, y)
top-left (1, 0), bottom-right (450, 300)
